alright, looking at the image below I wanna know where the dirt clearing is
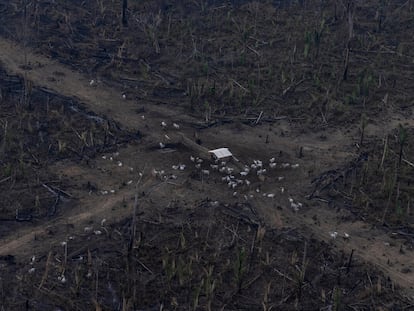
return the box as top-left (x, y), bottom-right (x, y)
top-left (1, 0), bottom-right (414, 309)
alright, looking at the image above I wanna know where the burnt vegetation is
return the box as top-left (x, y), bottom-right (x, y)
top-left (0, 68), bottom-right (136, 225)
top-left (2, 204), bottom-right (410, 310)
top-left (1, 1), bottom-right (413, 124)
top-left (0, 0), bottom-right (413, 310)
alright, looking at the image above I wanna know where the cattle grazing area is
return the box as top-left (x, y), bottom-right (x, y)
top-left (0, 1), bottom-right (414, 310)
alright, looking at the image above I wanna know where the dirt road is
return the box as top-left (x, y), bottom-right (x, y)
top-left (0, 37), bottom-right (413, 297)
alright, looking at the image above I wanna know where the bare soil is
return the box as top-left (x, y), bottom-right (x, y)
top-left (1, 1), bottom-right (414, 310)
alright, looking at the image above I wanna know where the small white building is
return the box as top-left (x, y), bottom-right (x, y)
top-left (208, 148), bottom-right (233, 161)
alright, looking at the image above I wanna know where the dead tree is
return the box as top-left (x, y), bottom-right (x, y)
top-left (122, 0), bottom-right (128, 27)
top-left (343, 0), bottom-right (354, 81)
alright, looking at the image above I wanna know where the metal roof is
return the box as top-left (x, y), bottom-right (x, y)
top-left (208, 148), bottom-right (232, 159)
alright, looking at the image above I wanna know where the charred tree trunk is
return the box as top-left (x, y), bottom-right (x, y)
top-left (122, 0), bottom-right (128, 27)
top-left (343, 0), bottom-right (354, 81)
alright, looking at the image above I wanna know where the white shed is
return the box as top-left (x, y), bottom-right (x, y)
top-left (208, 148), bottom-right (233, 160)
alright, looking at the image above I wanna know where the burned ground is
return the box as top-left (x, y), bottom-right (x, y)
top-left (2, 203), bottom-right (410, 310)
top-left (0, 0), bottom-right (414, 310)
